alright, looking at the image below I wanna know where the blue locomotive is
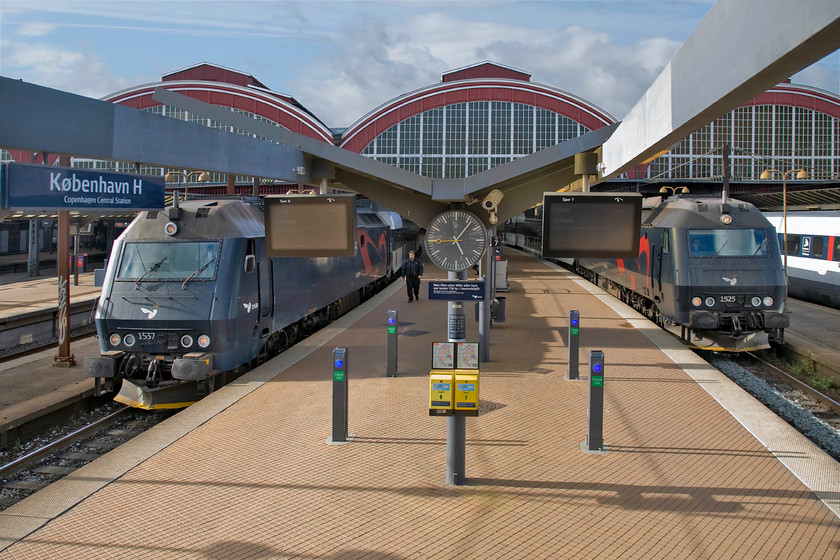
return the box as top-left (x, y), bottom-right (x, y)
top-left (85, 196), bottom-right (418, 409)
top-left (502, 194), bottom-right (790, 351)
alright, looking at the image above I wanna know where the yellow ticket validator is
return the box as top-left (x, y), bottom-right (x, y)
top-left (454, 370), bottom-right (479, 416)
top-left (429, 370), bottom-right (455, 416)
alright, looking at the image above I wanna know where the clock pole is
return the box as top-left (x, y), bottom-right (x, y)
top-left (446, 268), bottom-right (467, 485)
top-left (424, 208), bottom-right (484, 485)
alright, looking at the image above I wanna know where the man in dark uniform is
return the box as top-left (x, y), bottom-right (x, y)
top-left (403, 250), bottom-right (423, 302)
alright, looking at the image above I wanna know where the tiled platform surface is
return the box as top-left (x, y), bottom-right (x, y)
top-left (1, 250), bottom-right (839, 559)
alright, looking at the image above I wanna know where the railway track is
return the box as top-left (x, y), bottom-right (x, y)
top-left (745, 351), bottom-right (840, 424)
top-left (702, 350), bottom-right (840, 461)
top-left (0, 404), bottom-right (173, 511)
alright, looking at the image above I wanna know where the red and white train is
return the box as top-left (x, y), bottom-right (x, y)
top-left (764, 211), bottom-right (840, 309)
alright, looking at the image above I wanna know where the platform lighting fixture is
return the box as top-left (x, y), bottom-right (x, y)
top-left (658, 186), bottom-right (690, 196)
top-left (759, 167), bottom-right (809, 307)
top-left (164, 170), bottom-right (211, 201)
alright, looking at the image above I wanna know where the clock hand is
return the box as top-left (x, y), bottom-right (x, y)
top-left (456, 223), bottom-right (471, 240)
top-left (430, 238), bottom-right (460, 244)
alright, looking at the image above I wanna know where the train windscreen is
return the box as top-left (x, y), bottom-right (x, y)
top-left (688, 229), bottom-right (768, 257)
top-left (117, 241), bottom-right (220, 281)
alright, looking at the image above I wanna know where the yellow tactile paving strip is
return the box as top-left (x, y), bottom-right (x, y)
top-left (1, 250), bottom-right (838, 559)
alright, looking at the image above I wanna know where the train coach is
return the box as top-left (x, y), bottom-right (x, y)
top-left (502, 194), bottom-right (790, 351)
top-left (764, 211), bottom-right (840, 309)
top-left (85, 196), bottom-right (418, 409)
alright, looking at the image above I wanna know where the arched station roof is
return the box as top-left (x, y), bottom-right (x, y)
top-left (340, 61), bottom-right (617, 153)
top-left (102, 62), bottom-right (335, 144)
top-left (746, 80), bottom-right (840, 118)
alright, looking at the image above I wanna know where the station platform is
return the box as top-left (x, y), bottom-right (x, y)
top-left (1, 249), bottom-right (839, 558)
top-left (0, 270), bottom-right (100, 320)
top-left (0, 250), bottom-right (107, 280)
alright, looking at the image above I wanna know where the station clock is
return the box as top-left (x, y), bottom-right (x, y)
top-left (423, 210), bottom-right (488, 271)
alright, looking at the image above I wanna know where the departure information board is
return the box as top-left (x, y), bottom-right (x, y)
top-left (542, 192), bottom-right (642, 259)
top-left (264, 194), bottom-right (356, 257)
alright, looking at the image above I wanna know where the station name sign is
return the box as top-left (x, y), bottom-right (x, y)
top-left (1, 162), bottom-right (165, 211)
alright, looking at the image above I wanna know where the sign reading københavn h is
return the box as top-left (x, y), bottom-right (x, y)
top-left (1, 162), bottom-right (165, 211)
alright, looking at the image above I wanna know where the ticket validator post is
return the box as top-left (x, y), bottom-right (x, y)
top-left (583, 350), bottom-right (608, 453)
top-left (386, 310), bottom-right (398, 377)
top-left (332, 347), bottom-right (348, 443)
top-left (566, 310), bottom-right (580, 380)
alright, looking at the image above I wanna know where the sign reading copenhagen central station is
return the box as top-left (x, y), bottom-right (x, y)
top-left (1, 162), bottom-right (165, 211)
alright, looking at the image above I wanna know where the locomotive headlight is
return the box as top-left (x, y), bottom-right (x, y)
top-left (719, 214), bottom-right (732, 225)
top-left (692, 296), bottom-right (703, 307)
top-left (109, 333), bottom-right (122, 347)
top-left (180, 335), bottom-right (194, 348)
top-left (763, 296), bottom-right (774, 307)
top-left (705, 297), bottom-right (716, 307)
top-left (123, 334), bottom-right (136, 347)
top-left (164, 222), bottom-right (178, 236)
top-left (197, 334), bottom-right (211, 348)
top-left (751, 297), bottom-right (762, 307)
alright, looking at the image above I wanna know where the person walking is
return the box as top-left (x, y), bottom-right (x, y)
top-left (403, 250), bottom-right (423, 302)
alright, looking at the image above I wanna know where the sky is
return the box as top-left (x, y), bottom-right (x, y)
top-left (1, 0), bottom-right (838, 129)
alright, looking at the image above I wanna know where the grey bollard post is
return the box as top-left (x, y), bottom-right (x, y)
top-left (332, 347), bottom-right (348, 443)
top-left (585, 350), bottom-right (606, 452)
top-left (386, 309), bottom-right (398, 377)
top-left (566, 310), bottom-right (580, 380)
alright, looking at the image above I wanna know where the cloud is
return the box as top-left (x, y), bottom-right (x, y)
top-left (1, 40), bottom-right (133, 98)
top-left (290, 13), bottom-right (680, 127)
top-left (792, 57), bottom-right (840, 95)
top-left (291, 18), bottom-right (443, 128)
top-left (17, 21), bottom-right (57, 37)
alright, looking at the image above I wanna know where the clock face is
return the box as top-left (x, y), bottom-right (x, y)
top-left (424, 210), bottom-right (488, 271)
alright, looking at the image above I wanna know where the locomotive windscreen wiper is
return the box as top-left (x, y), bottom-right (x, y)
top-left (134, 256), bottom-right (167, 289)
top-left (182, 259), bottom-right (213, 289)
top-left (713, 237), bottom-right (729, 257)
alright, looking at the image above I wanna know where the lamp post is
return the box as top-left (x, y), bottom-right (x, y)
top-left (164, 170), bottom-right (211, 201)
top-left (759, 167), bottom-right (809, 303)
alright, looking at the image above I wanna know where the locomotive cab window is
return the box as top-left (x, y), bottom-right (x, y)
top-left (688, 229), bottom-right (768, 257)
top-left (244, 239), bottom-right (256, 273)
top-left (117, 241), bottom-right (221, 281)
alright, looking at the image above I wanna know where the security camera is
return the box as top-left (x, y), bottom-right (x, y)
top-left (481, 189), bottom-right (504, 211)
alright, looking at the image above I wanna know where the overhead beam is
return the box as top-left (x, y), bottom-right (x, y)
top-left (0, 77), bottom-right (308, 180)
top-left (334, 170), bottom-right (447, 227)
top-left (158, 88), bottom-right (616, 222)
top-left (467, 163), bottom-right (580, 226)
top-left (601, 0), bottom-right (840, 178)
